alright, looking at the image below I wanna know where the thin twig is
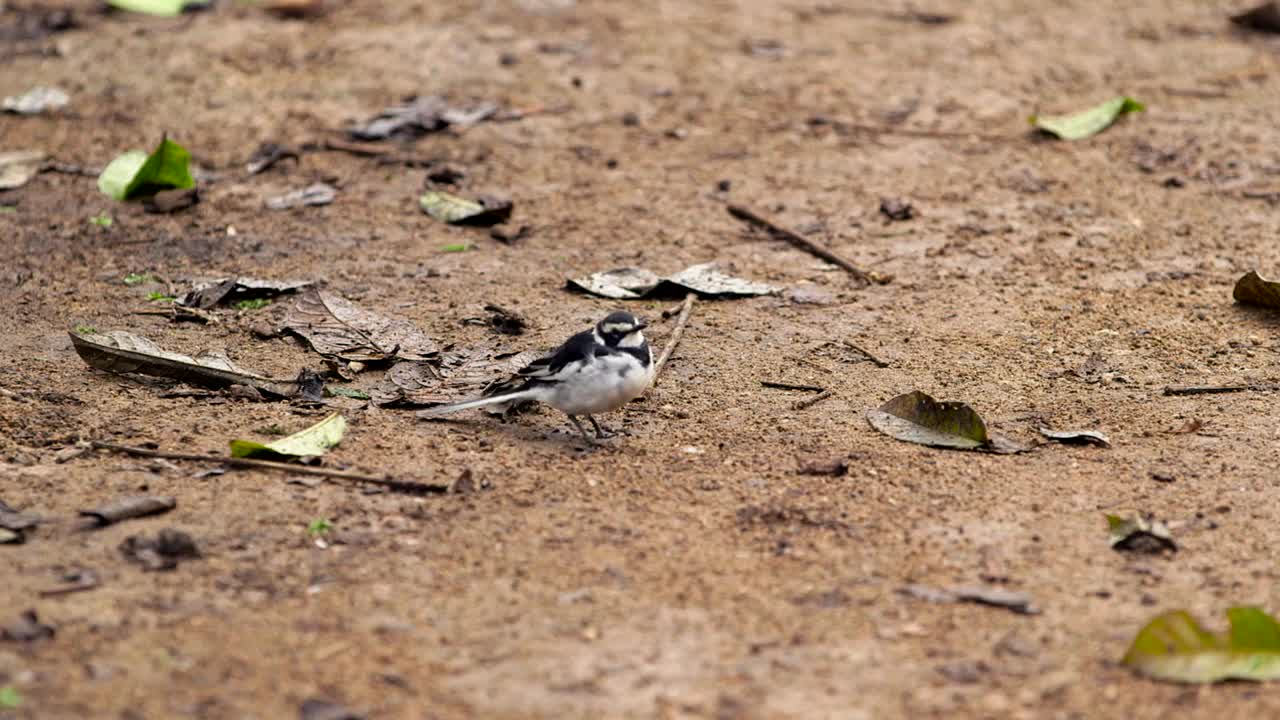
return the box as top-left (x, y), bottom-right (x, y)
top-left (652, 293), bottom-right (695, 387)
top-left (842, 340), bottom-right (891, 368)
top-left (791, 389), bottom-right (834, 410)
top-left (90, 442), bottom-right (448, 494)
top-left (726, 204), bottom-right (891, 286)
top-left (761, 381), bottom-right (826, 392)
top-left (1164, 384), bottom-right (1280, 396)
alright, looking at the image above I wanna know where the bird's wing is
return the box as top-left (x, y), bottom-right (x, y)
top-left (482, 330), bottom-right (597, 396)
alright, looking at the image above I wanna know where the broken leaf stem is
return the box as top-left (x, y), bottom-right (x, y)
top-left (90, 441), bottom-right (448, 494)
top-left (726, 204), bottom-right (890, 286)
top-left (652, 293), bottom-right (695, 387)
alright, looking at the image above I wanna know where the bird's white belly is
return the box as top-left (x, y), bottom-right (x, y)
top-left (548, 354), bottom-right (653, 416)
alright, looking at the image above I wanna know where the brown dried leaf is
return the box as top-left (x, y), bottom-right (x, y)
top-left (283, 288), bottom-right (438, 363)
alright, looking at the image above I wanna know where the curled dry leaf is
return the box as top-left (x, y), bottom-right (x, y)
top-left (419, 191), bottom-right (513, 226)
top-left (1038, 427), bottom-right (1111, 447)
top-left (1233, 270), bottom-right (1280, 310)
top-left (1107, 514), bottom-right (1177, 554)
top-left (1232, 2), bottom-right (1280, 33)
top-left (1123, 607), bottom-right (1280, 683)
top-left (79, 495), bottom-right (176, 526)
top-left (266, 183), bottom-right (336, 210)
top-left (2, 86), bottom-right (68, 115)
top-left (179, 277), bottom-right (313, 309)
top-left (568, 263), bottom-right (778, 300)
top-left (70, 330), bottom-right (306, 398)
top-left (867, 391), bottom-right (989, 450)
top-left (229, 412), bottom-right (346, 461)
top-left (349, 95), bottom-right (497, 141)
top-left (0, 150), bottom-right (46, 191)
top-left (283, 288), bottom-right (438, 363)
top-left (898, 583), bottom-right (1040, 615)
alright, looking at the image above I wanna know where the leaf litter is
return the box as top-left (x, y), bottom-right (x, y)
top-left (374, 346), bottom-right (540, 408)
top-left (2, 86), bottom-right (68, 115)
top-left (229, 412), bottom-right (346, 461)
top-left (0, 150), bottom-right (46, 190)
top-left (79, 495), bottom-right (175, 527)
top-left (1107, 514), bottom-right (1177, 554)
top-left (419, 191), bottom-right (513, 226)
top-left (866, 391), bottom-right (1026, 453)
top-left (568, 263), bottom-right (778, 299)
top-left (1233, 270), bottom-right (1280, 309)
top-left (1038, 427), bottom-right (1111, 447)
top-left (1123, 607), bottom-right (1280, 683)
top-left (349, 95), bottom-right (498, 141)
top-left (283, 287), bottom-right (439, 363)
top-left (119, 528), bottom-right (200, 571)
top-left (70, 330), bottom-right (315, 399)
top-left (179, 277), bottom-right (313, 309)
top-left (266, 183), bottom-right (336, 210)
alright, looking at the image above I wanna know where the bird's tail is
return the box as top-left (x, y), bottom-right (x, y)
top-left (416, 389), bottom-right (537, 419)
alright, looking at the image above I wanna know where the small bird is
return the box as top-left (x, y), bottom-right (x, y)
top-left (417, 310), bottom-right (654, 442)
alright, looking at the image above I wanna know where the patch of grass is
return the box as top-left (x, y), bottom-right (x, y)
top-left (0, 686), bottom-right (21, 708)
top-left (123, 272), bottom-right (154, 286)
top-left (440, 243), bottom-right (470, 253)
top-left (89, 212), bottom-right (113, 227)
top-left (74, 325), bottom-right (97, 335)
top-left (234, 298), bottom-right (272, 311)
top-left (147, 291), bottom-right (176, 303)
top-left (307, 518), bottom-right (333, 536)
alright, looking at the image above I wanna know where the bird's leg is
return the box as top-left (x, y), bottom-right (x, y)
top-left (588, 416), bottom-right (615, 439)
top-left (566, 415), bottom-right (594, 443)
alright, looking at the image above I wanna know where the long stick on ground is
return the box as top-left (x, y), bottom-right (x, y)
top-left (726, 204), bottom-right (891, 286)
top-left (651, 293), bottom-right (695, 387)
top-left (90, 441), bottom-right (449, 494)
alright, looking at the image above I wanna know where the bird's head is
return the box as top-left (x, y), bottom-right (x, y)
top-left (594, 310), bottom-right (647, 348)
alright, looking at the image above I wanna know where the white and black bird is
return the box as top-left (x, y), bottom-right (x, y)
top-left (417, 311), bottom-right (654, 441)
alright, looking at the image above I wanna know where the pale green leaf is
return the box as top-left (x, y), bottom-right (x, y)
top-left (97, 137), bottom-right (195, 201)
top-left (107, 0), bottom-right (196, 16)
top-left (230, 413), bottom-right (346, 460)
top-left (1123, 607), bottom-right (1280, 683)
top-left (419, 191), bottom-right (512, 225)
top-left (1031, 96), bottom-right (1145, 140)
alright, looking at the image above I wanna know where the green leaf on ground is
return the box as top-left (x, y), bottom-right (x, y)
top-left (1233, 270), bottom-right (1280, 310)
top-left (98, 136), bottom-right (195, 201)
top-left (326, 387), bottom-right (370, 400)
top-left (234, 298), bottom-right (272, 311)
top-left (307, 518), bottom-right (333, 536)
top-left (866, 390), bottom-right (990, 450)
top-left (107, 0), bottom-right (198, 16)
top-left (123, 272), bottom-right (154, 286)
top-left (0, 686), bottom-right (20, 708)
top-left (1031, 96), bottom-right (1144, 140)
top-left (1123, 607), bottom-right (1280, 683)
top-left (147, 291), bottom-right (175, 302)
top-left (440, 243), bottom-right (470, 253)
top-left (230, 412), bottom-right (346, 461)
top-left (1106, 514), bottom-right (1177, 553)
top-left (89, 212), bottom-right (114, 227)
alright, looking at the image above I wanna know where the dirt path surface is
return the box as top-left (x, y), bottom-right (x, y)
top-left (4, 1), bottom-right (1280, 718)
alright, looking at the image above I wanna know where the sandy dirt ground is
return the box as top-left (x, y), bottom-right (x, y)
top-left (3, 1), bottom-right (1280, 718)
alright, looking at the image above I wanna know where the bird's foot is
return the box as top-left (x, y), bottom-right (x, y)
top-left (588, 416), bottom-right (616, 440)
